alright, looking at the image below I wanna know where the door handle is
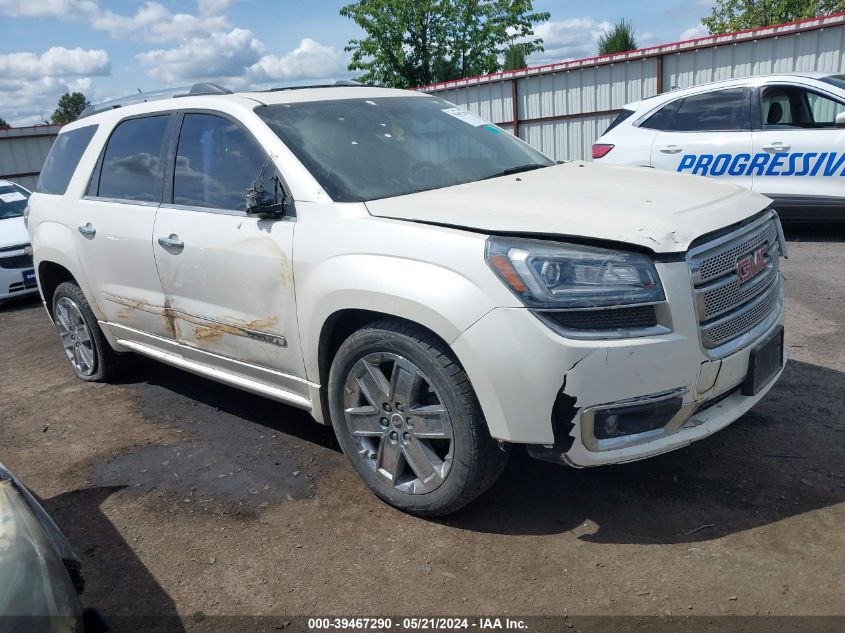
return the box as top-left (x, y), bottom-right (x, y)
top-left (659, 145), bottom-right (683, 154)
top-left (78, 223), bottom-right (96, 238)
top-left (762, 142), bottom-right (791, 152)
top-left (158, 234), bottom-right (184, 251)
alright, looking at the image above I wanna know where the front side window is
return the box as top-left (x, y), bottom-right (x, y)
top-left (0, 183), bottom-right (30, 220)
top-left (256, 96), bottom-right (553, 202)
top-left (36, 125), bottom-right (98, 195)
top-left (807, 92), bottom-right (845, 126)
top-left (96, 115), bottom-right (170, 203)
top-left (761, 85), bottom-right (845, 129)
top-left (173, 114), bottom-right (268, 211)
top-left (673, 89), bottom-right (747, 132)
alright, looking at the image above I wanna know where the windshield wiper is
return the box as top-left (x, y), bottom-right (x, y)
top-left (482, 163), bottom-right (550, 180)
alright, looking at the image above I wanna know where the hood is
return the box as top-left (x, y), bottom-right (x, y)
top-left (365, 162), bottom-right (772, 253)
top-left (0, 215), bottom-right (30, 249)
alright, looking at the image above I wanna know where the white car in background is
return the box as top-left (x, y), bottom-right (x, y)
top-left (593, 73), bottom-right (845, 220)
top-left (0, 179), bottom-right (37, 302)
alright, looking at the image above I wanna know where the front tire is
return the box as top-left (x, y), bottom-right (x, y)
top-left (328, 320), bottom-right (508, 516)
top-left (52, 281), bottom-right (130, 382)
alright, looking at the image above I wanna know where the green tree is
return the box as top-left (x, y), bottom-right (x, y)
top-left (50, 92), bottom-right (90, 125)
top-left (0, 117), bottom-right (9, 130)
top-left (340, 0), bottom-right (550, 87)
top-left (503, 44), bottom-right (527, 70)
top-left (597, 19), bottom-right (638, 55)
top-left (703, 0), bottom-right (845, 34)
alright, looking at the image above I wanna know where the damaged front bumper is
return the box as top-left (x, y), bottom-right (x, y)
top-left (451, 259), bottom-right (786, 468)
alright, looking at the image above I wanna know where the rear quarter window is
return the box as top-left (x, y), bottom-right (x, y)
top-left (36, 125), bottom-right (98, 195)
top-left (603, 109), bottom-right (634, 134)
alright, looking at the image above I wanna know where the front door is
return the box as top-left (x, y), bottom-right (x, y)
top-left (649, 87), bottom-right (754, 191)
top-left (76, 114), bottom-right (175, 344)
top-left (153, 112), bottom-right (307, 394)
top-left (751, 83), bottom-right (845, 216)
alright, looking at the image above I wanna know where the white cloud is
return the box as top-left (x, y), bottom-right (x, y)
top-left (680, 24), bottom-right (709, 40)
top-left (0, 47), bottom-right (110, 79)
top-left (91, 1), bottom-right (229, 43)
top-left (137, 28), bottom-right (265, 82)
top-left (197, 0), bottom-right (232, 15)
top-left (529, 18), bottom-right (614, 64)
top-left (0, 0), bottom-right (97, 18)
top-left (0, 76), bottom-right (98, 125)
top-left (248, 38), bottom-right (346, 82)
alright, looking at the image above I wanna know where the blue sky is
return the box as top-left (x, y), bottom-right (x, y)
top-left (0, 1), bottom-right (715, 126)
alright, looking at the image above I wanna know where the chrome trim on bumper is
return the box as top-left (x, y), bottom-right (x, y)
top-left (579, 387), bottom-right (692, 452)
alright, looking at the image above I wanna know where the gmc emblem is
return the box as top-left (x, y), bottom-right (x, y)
top-left (736, 244), bottom-right (769, 284)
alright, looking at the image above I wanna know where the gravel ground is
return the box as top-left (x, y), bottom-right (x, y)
top-left (0, 224), bottom-right (843, 631)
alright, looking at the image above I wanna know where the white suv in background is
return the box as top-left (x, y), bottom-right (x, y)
top-left (28, 83), bottom-right (786, 516)
top-left (593, 73), bottom-right (845, 220)
top-left (0, 179), bottom-right (37, 302)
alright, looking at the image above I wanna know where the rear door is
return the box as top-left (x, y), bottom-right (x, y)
top-left (76, 114), bottom-right (175, 345)
top-left (152, 111), bottom-right (307, 395)
top-left (751, 82), bottom-right (845, 218)
top-left (648, 87), bottom-right (755, 191)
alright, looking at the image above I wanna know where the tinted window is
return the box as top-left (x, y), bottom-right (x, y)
top-left (256, 96), bottom-right (553, 202)
top-left (97, 115), bottom-right (169, 202)
top-left (820, 75), bottom-right (845, 91)
top-left (640, 100), bottom-right (680, 130)
top-left (36, 125), bottom-right (97, 195)
top-left (0, 184), bottom-right (30, 220)
top-left (604, 108), bottom-right (634, 134)
top-left (173, 114), bottom-right (267, 210)
top-left (673, 89), bottom-right (747, 131)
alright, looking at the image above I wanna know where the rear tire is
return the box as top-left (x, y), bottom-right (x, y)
top-left (328, 319), bottom-right (508, 516)
top-left (52, 282), bottom-right (131, 382)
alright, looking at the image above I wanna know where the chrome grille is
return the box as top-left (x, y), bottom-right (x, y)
top-left (689, 213), bottom-right (783, 355)
top-left (693, 221), bottom-right (778, 284)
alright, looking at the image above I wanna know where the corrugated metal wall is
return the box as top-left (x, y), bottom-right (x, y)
top-left (0, 125), bottom-right (61, 190)
top-left (421, 14), bottom-right (845, 162)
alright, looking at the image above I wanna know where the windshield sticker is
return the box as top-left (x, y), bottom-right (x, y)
top-left (677, 152), bottom-right (845, 177)
top-left (482, 124), bottom-right (503, 135)
top-left (442, 107), bottom-right (488, 127)
top-left (0, 191), bottom-right (26, 203)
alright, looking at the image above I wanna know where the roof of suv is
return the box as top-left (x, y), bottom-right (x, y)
top-left (623, 72), bottom-right (841, 111)
top-left (68, 84), bottom-right (425, 132)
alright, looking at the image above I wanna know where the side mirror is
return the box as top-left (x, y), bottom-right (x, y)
top-left (836, 112), bottom-right (845, 128)
top-left (245, 176), bottom-right (286, 218)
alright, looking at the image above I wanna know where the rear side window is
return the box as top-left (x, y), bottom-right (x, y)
top-left (36, 125), bottom-right (98, 195)
top-left (173, 113), bottom-right (267, 211)
top-left (603, 109), bottom-right (634, 134)
top-left (95, 115), bottom-right (170, 203)
top-left (673, 89), bottom-right (747, 131)
top-left (640, 100), bottom-right (680, 130)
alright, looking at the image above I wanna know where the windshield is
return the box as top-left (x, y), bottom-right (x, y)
top-left (256, 96), bottom-right (553, 202)
top-left (0, 184), bottom-right (30, 220)
top-left (821, 75), bottom-right (845, 91)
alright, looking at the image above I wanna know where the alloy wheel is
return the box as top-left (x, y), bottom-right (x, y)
top-left (55, 296), bottom-right (96, 376)
top-left (342, 352), bottom-right (454, 494)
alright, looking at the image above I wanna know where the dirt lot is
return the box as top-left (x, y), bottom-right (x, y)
top-left (1, 225), bottom-right (843, 630)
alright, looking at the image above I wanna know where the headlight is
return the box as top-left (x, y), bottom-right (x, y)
top-left (485, 237), bottom-right (664, 309)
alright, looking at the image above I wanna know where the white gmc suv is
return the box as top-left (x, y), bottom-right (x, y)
top-left (27, 83), bottom-right (787, 516)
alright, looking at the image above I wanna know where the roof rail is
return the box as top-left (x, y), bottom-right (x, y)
top-left (262, 79), bottom-right (367, 93)
top-left (78, 82), bottom-right (234, 119)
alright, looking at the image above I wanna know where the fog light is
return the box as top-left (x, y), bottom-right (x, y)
top-left (593, 397), bottom-right (683, 440)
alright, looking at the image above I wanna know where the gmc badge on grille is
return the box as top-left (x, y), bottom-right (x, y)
top-left (737, 243), bottom-right (769, 284)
